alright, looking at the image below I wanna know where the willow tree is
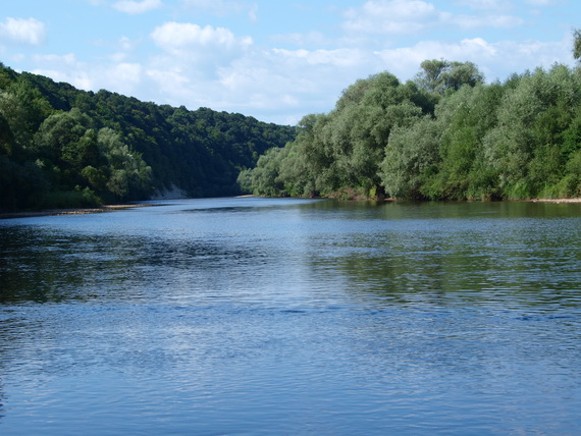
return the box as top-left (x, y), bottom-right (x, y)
top-left (574, 28), bottom-right (581, 61)
top-left (415, 60), bottom-right (484, 95)
top-left (312, 72), bottom-right (431, 199)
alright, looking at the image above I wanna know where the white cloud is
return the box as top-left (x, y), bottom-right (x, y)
top-left (147, 67), bottom-right (190, 94)
top-left (453, 14), bottom-right (524, 29)
top-left (344, 0), bottom-right (440, 34)
top-left (105, 62), bottom-right (143, 93)
top-left (33, 53), bottom-right (79, 66)
top-left (110, 36), bottom-right (138, 61)
top-left (271, 48), bottom-right (366, 68)
top-left (343, 0), bottom-right (523, 35)
top-left (29, 50), bottom-right (142, 96)
top-left (30, 54), bottom-right (92, 89)
top-left (374, 36), bottom-right (570, 82)
top-left (270, 31), bottom-right (330, 48)
top-left (375, 38), bottom-right (497, 76)
top-left (113, 0), bottom-right (162, 14)
top-left (0, 17), bottom-right (46, 45)
top-left (118, 36), bottom-right (136, 51)
top-left (151, 22), bottom-right (252, 52)
top-left (7, 1), bottom-right (572, 126)
top-left (208, 46), bottom-right (382, 123)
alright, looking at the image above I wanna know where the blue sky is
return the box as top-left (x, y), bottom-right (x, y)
top-left (0, 0), bottom-right (578, 124)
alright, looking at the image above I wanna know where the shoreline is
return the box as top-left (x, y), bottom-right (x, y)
top-left (0, 203), bottom-right (152, 220)
top-left (528, 198), bottom-right (581, 204)
top-left (1, 197), bottom-right (580, 219)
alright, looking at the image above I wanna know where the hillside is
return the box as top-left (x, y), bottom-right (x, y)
top-left (0, 63), bottom-right (296, 210)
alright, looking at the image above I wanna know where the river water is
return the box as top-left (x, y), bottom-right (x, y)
top-left (0, 198), bottom-right (580, 434)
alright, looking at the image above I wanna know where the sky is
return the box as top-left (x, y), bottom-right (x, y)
top-left (0, 0), bottom-right (578, 125)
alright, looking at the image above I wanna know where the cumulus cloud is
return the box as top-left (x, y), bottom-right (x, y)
top-left (271, 48), bottom-right (366, 68)
top-left (374, 36), bottom-right (570, 82)
top-left (0, 17), bottom-right (46, 45)
top-left (145, 22), bottom-right (255, 108)
top-left (208, 46), bottom-right (382, 123)
top-left (343, 0), bottom-right (523, 35)
top-left (344, 0), bottom-right (440, 34)
top-left (29, 50), bottom-right (143, 97)
top-left (113, 0), bottom-right (163, 14)
top-left (375, 38), bottom-right (496, 76)
top-left (151, 22), bottom-right (252, 52)
top-left (453, 14), bottom-right (524, 29)
top-left (32, 53), bottom-right (79, 66)
top-left (31, 56), bottom-right (94, 91)
top-left (7, 1), bottom-right (572, 125)
top-left (270, 31), bottom-right (330, 48)
top-left (105, 62), bottom-right (143, 92)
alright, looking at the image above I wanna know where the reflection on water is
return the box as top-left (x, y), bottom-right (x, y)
top-left (0, 198), bottom-right (580, 434)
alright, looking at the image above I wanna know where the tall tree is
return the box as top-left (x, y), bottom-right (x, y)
top-left (415, 59), bottom-right (484, 95)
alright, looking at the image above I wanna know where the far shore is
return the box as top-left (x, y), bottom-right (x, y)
top-left (1, 197), bottom-right (580, 220)
top-left (0, 203), bottom-right (154, 220)
top-left (528, 198), bottom-right (581, 203)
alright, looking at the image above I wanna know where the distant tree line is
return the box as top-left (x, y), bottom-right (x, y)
top-left (239, 35), bottom-right (581, 201)
top-left (0, 64), bottom-right (296, 210)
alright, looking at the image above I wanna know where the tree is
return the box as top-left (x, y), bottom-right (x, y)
top-left (98, 127), bottom-right (152, 201)
top-left (381, 117), bottom-right (441, 199)
top-left (574, 28), bottom-right (581, 62)
top-left (320, 72), bottom-right (428, 199)
top-left (0, 79), bottom-right (52, 148)
top-left (33, 109), bottom-right (95, 186)
top-left (483, 65), bottom-right (581, 198)
top-left (247, 147), bottom-right (287, 197)
top-left (0, 113), bottom-right (15, 156)
top-left (0, 62), bottom-right (296, 209)
top-left (415, 59), bottom-right (484, 95)
top-left (431, 83), bottom-right (505, 200)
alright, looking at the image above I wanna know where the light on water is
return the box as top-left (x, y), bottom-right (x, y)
top-left (0, 198), bottom-right (580, 434)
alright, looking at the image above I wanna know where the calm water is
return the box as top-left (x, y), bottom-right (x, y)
top-left (0, 198), bottom-right (580, 435)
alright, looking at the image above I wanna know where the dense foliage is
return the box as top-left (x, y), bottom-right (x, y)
top-left (0, 64), bottom-right (295, 210)
top-left (240, 57), bottom-right (581, 201)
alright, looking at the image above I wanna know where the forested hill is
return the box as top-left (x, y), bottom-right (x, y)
top-left (0, 63), bottom-right (296, 210)
top-left (240, 57), bottom-right (581, 201)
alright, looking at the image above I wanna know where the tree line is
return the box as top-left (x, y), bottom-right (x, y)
top-left (0, 64), bottom-right (296, 210)
top-left (239, 38), bottom-right (581, 201)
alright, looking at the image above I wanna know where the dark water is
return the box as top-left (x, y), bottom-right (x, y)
top-left (0, 198), bottom-right (580, 435)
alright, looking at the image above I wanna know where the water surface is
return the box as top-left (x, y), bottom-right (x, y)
top-left (1, 198), bottom-right (580, 434)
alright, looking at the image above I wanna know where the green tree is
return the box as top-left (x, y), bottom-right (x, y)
top-left (431, 83), bottom-right (505, 199)
top-left (33, 109), bottom-right (94, 187)
top-left (574, 28), bottom-right (581, 62)
top-left (381, 117), bottom-right (442, 199)
top-left (321, 72), bottom-right (428, 199)
top-left (98, 127), bottom-right (152, 201)
top-left (0, 78), bottom-right (52, 148)
top-left (483, 65), bottom-right (580, 198)
top-left (415, 59), bottom-right (484, 95)
top-left (0, 113), bottom-right (15, 156)
top-left (247, 147), bottom-right (288, 197)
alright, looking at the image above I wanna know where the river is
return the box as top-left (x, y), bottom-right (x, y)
top-left (0, 197), bottom-right (580, 434)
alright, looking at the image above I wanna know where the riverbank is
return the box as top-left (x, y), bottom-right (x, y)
top-left (0, 204), bottom-right (153, 219)
top-left (529, 198), bottom-right (581, 203)
top-left (2, 197), bottom-right (579, 219)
